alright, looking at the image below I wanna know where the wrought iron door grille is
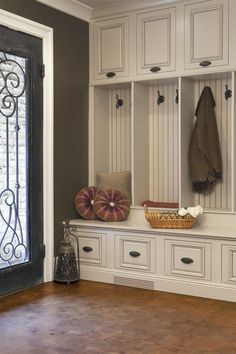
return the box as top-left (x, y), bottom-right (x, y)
top-left (0, 51), bottom-right (28, 269)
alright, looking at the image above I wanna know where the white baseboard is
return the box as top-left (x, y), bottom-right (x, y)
top-left (80, 266), bottom-right (236, 302)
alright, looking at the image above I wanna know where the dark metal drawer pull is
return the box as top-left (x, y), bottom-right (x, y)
top-left (181, 257), bottom-right (194, 264)
top-left (106, 72), bottom-right (116, 78)
top-left (199, 60), bottom-right (212, 67)
top-left (150, 66), bottom-right (161, 73)
top-left (129, 251), bottom-right (141, 258)
top-left (83, 246), bottom-right (93, 253)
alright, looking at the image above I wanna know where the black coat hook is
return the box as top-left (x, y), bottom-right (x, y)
top-left (175, 89), bottom-right (179, 104)
top-left (157, 90), bottom-right (165, 105)
top-left (225, 85), bottom-right (232, 100)
top-left (116, 94), bottom-right (124, 108)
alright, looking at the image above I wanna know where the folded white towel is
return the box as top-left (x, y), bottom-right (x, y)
top-left (178, 205), bottom-right (203, 218)
top-left (178, 208), bottom-right (188, 216)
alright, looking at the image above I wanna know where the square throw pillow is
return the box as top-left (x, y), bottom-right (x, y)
top-left (96, 171), bottom-right (132, 204)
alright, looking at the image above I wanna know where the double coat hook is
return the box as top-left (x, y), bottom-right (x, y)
top-left (116, 94), bottom-right (124, 108)
top-left (156, 89), bottom-right (179, 105)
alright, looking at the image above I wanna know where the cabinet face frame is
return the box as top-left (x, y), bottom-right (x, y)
top-left (93, 16), bottom-right (129, 80)
top-left (184, 0), bottom-right (229, 70)
top-left (136, 7), bottom-right (176, 75)
top-left (222, 244), bottom-right (236, 284)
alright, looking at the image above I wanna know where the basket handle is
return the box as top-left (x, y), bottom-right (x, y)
top-left (144, 204), bottom-right (148, 214)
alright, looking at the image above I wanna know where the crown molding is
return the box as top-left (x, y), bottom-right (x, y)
top-left (91, 0), bottom-right (186, 19)
top-left (35, 0), bottom-right (92, 22)
top-left (34, 0), bottom-right (191, 22)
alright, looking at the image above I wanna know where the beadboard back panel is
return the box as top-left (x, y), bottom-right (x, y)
top-left (108, 87), bottom-right (131, 173)
top-left (90, 74), bottom-right (235, 212)
top-left (91, 85), bottom-right (132, 186)
top-left (192, 77), bottom-right (232, 211)
top-left (148, 81), bottom-right (179, 203)
top-left (132, 82), bottom-right (150, 205)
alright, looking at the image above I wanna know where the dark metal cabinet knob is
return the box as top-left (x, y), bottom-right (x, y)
top-left (181, 257), bottom-right (194, 264)
top-left (106, 72), bottom-right (116, 78)
top-left (129, 251), bottom-right (141, 257)
top-left (150, 66), bottom-right (161, 73)
top-left (199, 60), bottom-right (212, 67)
top-left (83, 246), bottom-right (93, 253)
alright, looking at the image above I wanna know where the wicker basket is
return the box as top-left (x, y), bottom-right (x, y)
top-left (144, 205), bottom-right (197, 229)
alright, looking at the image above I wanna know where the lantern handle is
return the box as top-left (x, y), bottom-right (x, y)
top-left (62, 220), bottom-right (80, 257)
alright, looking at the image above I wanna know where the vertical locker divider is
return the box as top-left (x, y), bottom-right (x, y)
top-left (232, 71), bottom-right (236, 212)
top-left (179, 76), bottom-right (195, 208)
top-left (178, 77), bottom-right (182, 208)
top-left (131, 81), bottom-right (135, 206)
top-left (89, 86), bottom-right (95, 185)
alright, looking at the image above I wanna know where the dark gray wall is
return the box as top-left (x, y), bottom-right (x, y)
top-left (0, 0), bottom-right (89, 248)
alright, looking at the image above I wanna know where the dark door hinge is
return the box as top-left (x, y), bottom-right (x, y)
top-left (42, 244), bottom-right (46, 259)
top-left (40, 64), bottom-right (45, 78)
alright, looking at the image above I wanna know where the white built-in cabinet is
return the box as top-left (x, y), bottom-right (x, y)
top-left (90, 0), bottom-right (236, 83)
top-left (69, 221), bottom-right (236, 302)
top-left (80, 0), bottom-right (236, 302)
top-left (184, 0), bottom-right (229, 70)
top-left (89, 0), bottom-right (236, 213)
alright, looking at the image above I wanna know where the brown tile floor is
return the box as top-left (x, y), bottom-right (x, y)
top-left (1, 280), bottom-right (236, 354)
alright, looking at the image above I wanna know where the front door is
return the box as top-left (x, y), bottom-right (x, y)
top-left (0, 25), bottom-right (44, 296)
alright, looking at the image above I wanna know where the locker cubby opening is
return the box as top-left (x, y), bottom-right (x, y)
top-left (133, 79), bottom-right (179, 207)
top-left (89, 83), bottom-right (132, 188)
top-left (180, 72), bottom-right (233, 212)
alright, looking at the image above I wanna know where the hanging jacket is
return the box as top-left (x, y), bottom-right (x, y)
top-left (188, 86), bottom-right (222, 192)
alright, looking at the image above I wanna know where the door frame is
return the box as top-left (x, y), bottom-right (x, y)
top-left (0, 10), bottom-right (54, 282)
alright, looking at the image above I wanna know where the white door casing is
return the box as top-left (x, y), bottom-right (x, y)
top-left (0, 9), bottom-right (54, 282)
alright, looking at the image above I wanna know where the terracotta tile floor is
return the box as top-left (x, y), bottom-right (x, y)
top-left (1, 280), bottom-right (236, 354)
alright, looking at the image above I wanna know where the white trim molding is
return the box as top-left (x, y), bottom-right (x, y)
top-left (35, 0), bottom-right (92, 22)
top-left (0, 9), bottom-right (54, 282)
top-left (33, 0), bottom-right (189, 22)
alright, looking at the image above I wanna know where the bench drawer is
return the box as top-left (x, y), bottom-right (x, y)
top-left (165, 239), bottom-right (211, 280)
top-left (115, 234), bottom-right (155, 272)
top-left (71, 230), bottom-right (107, 266)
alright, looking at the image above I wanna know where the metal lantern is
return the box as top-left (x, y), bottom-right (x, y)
top-left (54, 221), bottom-right (80, 284)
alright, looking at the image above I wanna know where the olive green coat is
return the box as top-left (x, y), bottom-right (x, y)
top-left (188, 86), bottom-right (222, 191)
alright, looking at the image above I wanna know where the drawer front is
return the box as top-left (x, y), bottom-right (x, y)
top-left (71, 230), bottom-right (107, 266)
top-left (165, 239), bottom-right (211, 280)
top-left (222, 245), bottom-right (236, 284)
top-left (115, 234), bottom-right (155, 272)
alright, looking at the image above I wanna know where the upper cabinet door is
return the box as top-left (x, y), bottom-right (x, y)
top-left (184, 0), bottom-right (229, 70)
top-left (92, 16), bottom-right (129, 80)
top-left (136, 7), bottom-right (176, 75)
